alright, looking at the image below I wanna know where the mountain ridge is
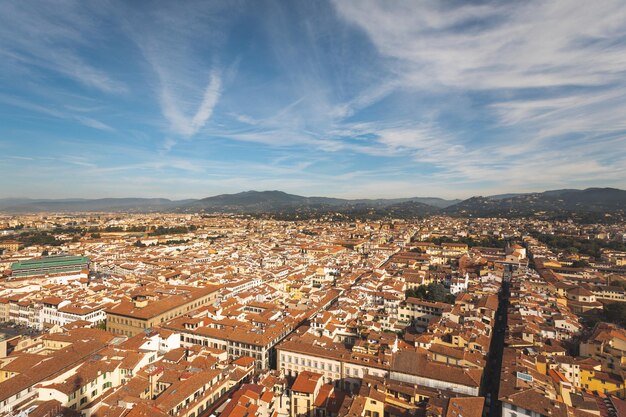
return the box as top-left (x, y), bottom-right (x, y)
top-left (0, 188), bottom-right (624, 217)
top-left (443, 187), bottom-right (626, 217)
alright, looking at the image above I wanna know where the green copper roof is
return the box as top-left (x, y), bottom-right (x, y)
top-left (11, 255), bottom-right (90, 277)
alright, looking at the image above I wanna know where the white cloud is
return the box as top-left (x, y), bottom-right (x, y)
top-left (120, 3), bottom-right (231, 138)
top-left (333, 0), bottom-right (626, 90)
top-left (159, 70), bottom-right (223, 137)
top-left (328, 0), bottom-right (626, 190)
top-left (0, 94), bottom-right (115, 132)
top-left (0, 2), bottom-right (125, 93)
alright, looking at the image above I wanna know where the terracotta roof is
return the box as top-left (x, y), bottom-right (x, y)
top-left (292, 371), bottom-right (322, 394)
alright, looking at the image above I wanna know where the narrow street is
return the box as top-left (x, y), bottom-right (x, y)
top-left (480, 266), bottom-right (511, 417)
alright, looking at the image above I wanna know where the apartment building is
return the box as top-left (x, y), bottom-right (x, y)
top-left (0, 332), bottom-right (113, 415)
top-left (105, 284), bottom-right (221, 337)
top-left (398, 297), bottom-right (448, 328)
top-left (38, 358), bottom-right (122, 412)
top-left (41, 297), bottom-right (106, 327)
top-left (290, 371), bottom-right (324, 417)
top-left (165, 316), bottom-right (294, 369)
top-left (277, 338), bottom-right (389, 394)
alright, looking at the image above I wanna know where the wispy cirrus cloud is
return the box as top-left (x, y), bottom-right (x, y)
top-left (0, 1), bottom-right (125, 93)
top-left (327, 0), bottom-right (626, 189)
top-left (0, 94), bottom-right (115, 132)
top-left (333, 0), bottom-right (626, 90)
top-left (119, 2), bottom-right (235, 140)
top-left (159, 70), bottom-right (223, 137)
top-left (1, 0), bottom-right (626, 199)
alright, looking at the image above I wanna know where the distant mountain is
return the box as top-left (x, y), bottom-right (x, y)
top-left (1, 188), bottom-right (623, 217)
top-left (0, 198), bottom-right (196, 213)
top-left (444, 188), bottom-right (626, 217)
top-left (487, 193), bottom-right (525, 201)
top-left (0, 198), bottom-right (39, 210)
top-left (0, 192), bottom-right (457, 215)
top-left (404, 197), bottom-right (461, 208)
top-left (183, 191), bottom-right (447, 215)
top-left (186, 191), bottom-right (309, 212)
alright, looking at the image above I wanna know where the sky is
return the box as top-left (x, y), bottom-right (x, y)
top-left (1, 0), bottom-right (626, 200)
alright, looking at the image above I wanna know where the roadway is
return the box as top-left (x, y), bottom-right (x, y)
top-left (480, 266), bottom-right (511, 417)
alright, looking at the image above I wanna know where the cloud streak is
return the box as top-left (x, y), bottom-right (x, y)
top-left (1, 1), bottom-right (626, 198)
top-left (333, 0), bottom-right (626, 90)
top-left (0, 1), bottom-right (125, 93)
top-left (0, 94), bottom-right (115, 132)
top-left (160, 70), bottom-right (223, 137)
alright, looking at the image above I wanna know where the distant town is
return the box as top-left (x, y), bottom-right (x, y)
top-left (0, 210), bottom-right (625, 417)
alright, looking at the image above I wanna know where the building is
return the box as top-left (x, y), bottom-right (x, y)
top-left (398, 297), bottom-right (447, 328)
top-left (277, 335), bottom-right (390, 393)
top-left (10, 255), bottom-right (90, 279)
top-left (290, 371), bottom-right (324, 417)
top-left (164, 315), bottom-right (294, 370)
top-left (0, 240), bottom-right (20, 252)
top-left (277, 335), bottom-right (482, 396)
top-left (0, 332), bottom-right (113, 415)
top-left (38, 358), bottom-right (123, 412)
top-left (105, 284), bottom-right (220, 337)
top-left (389, 350), bottom-right (482, 396)
top-left (41, 298), bottom-right (107, 328)
top-left (565, 287), bottom-right (603, 314)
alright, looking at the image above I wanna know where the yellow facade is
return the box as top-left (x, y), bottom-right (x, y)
top-left (0, 370), bottom-right (16, 382)
top-left (580, 368), bottom-right (625, 398)
top-left (106, 289), bottom-right (218, 337)
top-left (362, 396), bottom-right (384, 417)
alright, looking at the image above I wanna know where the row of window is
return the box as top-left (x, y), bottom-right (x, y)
top-left (281, 354), bottom-right (345, 374)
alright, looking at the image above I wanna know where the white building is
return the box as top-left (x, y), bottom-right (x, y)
top-left (450, 273), bottom-right (469, 295)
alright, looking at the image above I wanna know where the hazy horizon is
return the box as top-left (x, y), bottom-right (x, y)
top-left (2, 186), bottom-right (625, 203)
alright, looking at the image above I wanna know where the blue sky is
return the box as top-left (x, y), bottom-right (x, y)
top-left (1, 0), bottom-right (626, 199)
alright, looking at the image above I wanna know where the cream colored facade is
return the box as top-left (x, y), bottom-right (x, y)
top-left (290, 376), bottom-right (323, 417)
top-left (38, 363), bottom-right (122, 414)
top-left (277, 348), bottom-right (388, 393)
top-left (398, 298), bottom-right (446, 327)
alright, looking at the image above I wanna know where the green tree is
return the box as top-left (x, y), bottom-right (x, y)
top-left (406, 283), bottom-right (453, 304)
top-left (426, 283), bottom-right (447, 302)
top-left (603, 303), bottom-right (626, 327)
